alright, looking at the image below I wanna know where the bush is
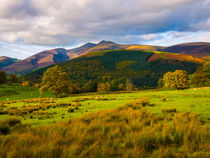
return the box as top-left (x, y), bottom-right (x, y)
top-left (0, 125), bottom-right (10, 135)
top-left (161, 108), bottom-right (177, 113)
top-left (68, 107), bottom-right (74, 113)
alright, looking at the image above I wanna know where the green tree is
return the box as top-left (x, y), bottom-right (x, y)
top-left (0, 71), bottom-right (7, 84)
top-left (158, 78), bottom-right (164, 88)
top-left (163, 70), bottom-right (189, 89)
top-left (8, 74), bottom-right (18, 83)
top-left (84, 80), bottom-right (97, 92)
top-left (126, 79), bottom-right (134, 91)
top-left (191, 62), bottom-right (210, 87)
top-left (40, 65), bottom-right (72, 96)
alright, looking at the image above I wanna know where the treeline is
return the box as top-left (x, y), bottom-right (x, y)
top-left (21, 50), bottom-right (208, 95)
top-left (37, 61), bottom-right (209, 96)
top-left (0, 71), bottom-right (19, 84)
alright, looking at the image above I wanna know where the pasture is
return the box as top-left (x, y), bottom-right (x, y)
top-left (0, 85), bottom-right (209, 127)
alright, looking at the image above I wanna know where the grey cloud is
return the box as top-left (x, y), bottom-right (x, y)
top-left (0, 0), bottom-right (209, 45)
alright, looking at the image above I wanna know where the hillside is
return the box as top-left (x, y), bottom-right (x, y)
top-left (3, 41), bottom-right (164, 75)
top-left (25, 49), bottom-right (203, 90)
top-left (0, 56), bottom-right (19, 70)
top-left (3, 48), bottom-right (69, 74)
top-left (162, 42), bottom-right (210, 59)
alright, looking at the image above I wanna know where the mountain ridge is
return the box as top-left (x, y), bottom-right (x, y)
top-left (1, 41), bottom-right (210, 75)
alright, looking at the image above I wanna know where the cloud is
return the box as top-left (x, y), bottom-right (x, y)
top-left (141, 31), bottom-right (210, 46)
top-left (0, 0), bottom-right (209, 46)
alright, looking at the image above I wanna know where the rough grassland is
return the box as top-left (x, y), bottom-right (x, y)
top-left (0, 100), bottom-right (209, 157)
top-left (0, 85), bottom-right (209, 127)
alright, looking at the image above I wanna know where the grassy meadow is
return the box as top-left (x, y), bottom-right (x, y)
top-left (0, 85), bottom-right (210, 157)
top-left (0, 85), bottom-right (209, 126)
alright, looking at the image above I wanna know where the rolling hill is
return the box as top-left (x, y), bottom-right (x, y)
top-left (162, 42), bottom-right (210, 59)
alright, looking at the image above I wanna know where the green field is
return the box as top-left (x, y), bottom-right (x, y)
top-left (0, 85), bottom-right (210, 157)
top-left (0, 85), bottom-right (209, 127)
top-left (0, 84), bottom-right (54, 101)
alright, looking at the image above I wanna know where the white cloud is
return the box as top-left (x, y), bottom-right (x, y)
top-left (142, 31), bottom-right (210, 46)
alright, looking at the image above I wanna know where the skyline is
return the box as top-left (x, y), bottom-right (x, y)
top-left (0, 0), bottom-right (210, 59)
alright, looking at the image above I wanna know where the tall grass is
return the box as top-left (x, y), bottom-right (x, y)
top-left (0, 101), bottom-right (209, 157)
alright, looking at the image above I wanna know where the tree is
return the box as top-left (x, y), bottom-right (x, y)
top-left (97, 82), bottom-right (111, 92)
top-left (22, 81), bottom-right (30, 87)
top-left (126, 79), bottom-right (134, 91)
top-left (8, 74), bottom-right (18, 83)
top-left (163, 70), bottom-right (189, 89)
top-left (0, 71), bottom-right (7, 84)
top-left (191, 62), bottom-right (210, 87)
top-left (40, 65), bottom-right (72, 96)
top-left (158, 78), bottom-right (163, 88)
top-left (84, 80), bottom-right (97, 92)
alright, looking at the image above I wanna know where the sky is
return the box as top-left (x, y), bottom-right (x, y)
top-left (0, 0), bottom-right (210, 59)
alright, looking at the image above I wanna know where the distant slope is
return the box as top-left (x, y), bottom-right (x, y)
top-left (67, 42), bottom-right (96, 58)
top-left (162, 42), bottom-right (210, 59)
top-left (81, 41), bottom-right (163, 56)
top-left (3, 48), bottom-right (69, 74)
top-left (0, 56), bottom-right (19, 70)
top-left (3, 41), bottom-right (166, 74)
top-left (25, 50), bottom-right (203, 88)
top-left (126, 45), bottom-right (164, 51)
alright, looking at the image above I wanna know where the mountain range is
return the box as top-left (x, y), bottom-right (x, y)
top-left (0, 41), bottom-right (209, 75)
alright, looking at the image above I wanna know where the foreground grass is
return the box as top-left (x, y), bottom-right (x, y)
top-left (0, 101), bottom-right (209, 157)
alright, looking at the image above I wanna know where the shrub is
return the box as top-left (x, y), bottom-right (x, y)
top-left (0, 125), bottom-right (10, 135)
top-left (161, 108), bottom-right (177, 113)
top-left (68, 107), bottom-right (74, 113)
top-left (0, 110), bottom-right (8, 115)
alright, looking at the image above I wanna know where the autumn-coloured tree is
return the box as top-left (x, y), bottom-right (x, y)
top-left (34, 83), bottom-right (40, 88)
top-left (40, 65), bottom-right (72, 96)
top-left (163, 70), bottom-right (189, 89)
top-left (0, 71), bottom-right (7, 84)
top-left (22, 81), bottom-right (30, 87)
top-left (97, 82), bottom-right (111, 92)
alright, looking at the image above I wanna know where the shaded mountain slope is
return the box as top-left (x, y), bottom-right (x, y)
top-left (162, 42), bottom-right (210, 59)
top-left (3, 48), bottom-right (69, 74)
top-left (0, 56), bottom-right (19, 70)
top-left (3, 41), bottom-right (165, 74)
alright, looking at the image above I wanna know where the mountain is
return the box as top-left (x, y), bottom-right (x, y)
top-left (81, 41), bottom-right (164, 56)
top-left (25, 49), bottom-right (204, 90)
top-left (2, 41), bottom-right (165, 74)
top-left (3, 48), bottom-right (69, 74)
top-left (162, 42), bottom-right (210, 59)
top-left (67, 42), bottom-right (96, 58)
top-left (0, 56), bottom-right (19, 70)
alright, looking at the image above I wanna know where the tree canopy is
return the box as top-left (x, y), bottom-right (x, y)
top-left (191, 61), bottom-right (210, 87)
top-left (163, 70), bottom-right (189, 89)
top-left (40, 65), bottom-right (72, 96)
top-left (0, 71), bottom-right (7, 84)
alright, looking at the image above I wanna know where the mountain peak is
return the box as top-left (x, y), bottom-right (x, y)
top-left (97, 40), bottom-right (116, 45)
top-left (0, 56), bottom-right (9, 60)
